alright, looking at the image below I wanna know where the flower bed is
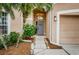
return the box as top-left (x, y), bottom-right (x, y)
top-left (0, 31), bottom-right (32, 55)
top-left (0, 24), bottom-right (36, 55)
top-left (0, 42), bottom-right (31, 55)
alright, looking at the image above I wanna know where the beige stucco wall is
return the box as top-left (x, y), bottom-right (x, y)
top-left (10, 9), bottom-right (23, 33)
top-left (52, 3), bottom-right (79, 43)
top-left (25, 12), bottom-right (33, 25)
top-left (60, 15), bottom-right (79, 44)
top-left (53, 3), bottom-right (79, 16)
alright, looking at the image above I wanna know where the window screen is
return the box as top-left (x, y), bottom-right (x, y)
top-left (0, 12), bottom-right (8, 34)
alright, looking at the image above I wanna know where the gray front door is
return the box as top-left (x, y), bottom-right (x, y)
top-left (37, 20), bottom-right (44, 35)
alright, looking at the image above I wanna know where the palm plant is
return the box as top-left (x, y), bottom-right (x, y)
top-left (0, 3), bottom-right (53, 23)
top-left (11, 3), bottom-right (53, 23)
top-left (0, 3), bottom-right (15, 19)
top-left (34, 3), bottom-right (52, 12)
top-left (13, 3), bottom-right (35, 23)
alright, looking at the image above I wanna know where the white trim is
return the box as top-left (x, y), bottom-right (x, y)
top-left (7, 14), bottom-right (11, 35)
top-left (56, 13), bottom-right (60, 45)
top-left (56, 9), bottom-right (79, 45)
top-left (20, 12), bottom-right (23, 34)
top-left (57, 9), bottom-right (79, 14)
top-left (1, 9), bottom-right (11, 35)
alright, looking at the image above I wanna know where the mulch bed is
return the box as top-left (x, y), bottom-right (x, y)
top-left (44, 38), bottom-right (62, 49)
top-left (0, 43), bottom-right (31, 55)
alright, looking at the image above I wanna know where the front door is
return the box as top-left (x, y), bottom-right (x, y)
top-left (37, 20), bottom-right (44, 35)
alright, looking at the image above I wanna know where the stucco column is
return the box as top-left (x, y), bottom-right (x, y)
top-left (49, 10), bottom-right (52, 42)
top-left (25, 12), bottom-right (33, 25)
top-left (20, 11), bottom-right (23, 34)
top-left (50, 10), bottom-right (53, 42)
top-left (56, 13), bottom-right (60, 45)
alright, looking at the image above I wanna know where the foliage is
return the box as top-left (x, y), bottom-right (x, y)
top-left (3, 35), bottom-right (10, 46)
top-left (9, 32), bottom-right (20, 44)
top-left (0, 32), bottom-right (20, 49)
top-left (13, 3), bottom-right (52, 23)
top-left (34, 3), bottom-right (52, 12)
top-left (0, 3), bottom-right (15, 19)
top-left (0, 38), bottom-right (4, 49)
top-left (0, 35), bottom-right (8, 49)
top-left (0, 3), bottom-right (53, 23)
top-left (22, 24), bottom-right (36, 38)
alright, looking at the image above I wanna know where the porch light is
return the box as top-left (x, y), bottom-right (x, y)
top-left (54, 16), bottom-right (57, 22)
top-left (36, 13), bottom-right (44, 21)
top-left (37, 16), bottom-right (43, 20)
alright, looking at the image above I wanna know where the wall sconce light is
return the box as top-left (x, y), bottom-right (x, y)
top-left (54, 16), bottom-right (57, 22)
top-left (37, 16), bottom-right (43, 20)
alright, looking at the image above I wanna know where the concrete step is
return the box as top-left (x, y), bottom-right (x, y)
top-left (35, 45), bottom-right (46, 48)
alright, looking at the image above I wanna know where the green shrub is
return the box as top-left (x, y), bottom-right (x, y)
top-left (3, 35), bottom-right (10, 46)
top-left (0, 32), bottom-right (20, 49)
top-left (0, 35), bottom-right (8, 49)
top-left (9, 32), bottom-right (20, 44)
top-left (0, 38), bottom-right (4, 49)
top-left (23, 24), bottom-right (36, 38)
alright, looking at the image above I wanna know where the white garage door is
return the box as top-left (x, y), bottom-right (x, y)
top-left (60, 15), bottom-right (79, 44)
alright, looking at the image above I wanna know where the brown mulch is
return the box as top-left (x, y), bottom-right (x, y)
top-left (44, 38), bottom-right (62, 49)
top-left (0, 43), bottom-right (31, 55)
top-left (48, 43), bottom-right (62, 49)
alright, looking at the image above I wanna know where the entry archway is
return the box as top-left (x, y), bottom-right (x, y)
top-left (33, 9), bottom-right (46, 36)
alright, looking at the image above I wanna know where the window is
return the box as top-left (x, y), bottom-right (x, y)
top-left (0, 12), bottom-right (8, 34)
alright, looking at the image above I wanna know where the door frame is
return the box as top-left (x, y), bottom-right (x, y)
top-left (56, 9), bottom-right (79, 45)
top-left (36, 19), bottom-right (45, 35)
top-left (33, 10), bottom-right (46, 36)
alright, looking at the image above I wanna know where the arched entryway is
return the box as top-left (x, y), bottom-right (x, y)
top-left (33, 9), bottom-right (47, 50)
top-left (33, 9), bottom-right (46, 36)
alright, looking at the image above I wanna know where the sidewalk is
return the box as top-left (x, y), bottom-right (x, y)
top-left (33, 36), bottom-right (68, 55)
top-left (61, 44), bottom-right (79, 55)
top-left (34, 49), bottom-right (68, 55)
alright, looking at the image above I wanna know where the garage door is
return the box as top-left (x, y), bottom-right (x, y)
top-left (60, 15), bottom-right (79, 44)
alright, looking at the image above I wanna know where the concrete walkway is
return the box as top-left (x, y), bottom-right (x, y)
top-left (61, 44), bottom-right (79, 55)
top-left (33, 36), bottom-right (68, 55)
top-left (34, 49), bottom-right (68, 55)
top-left (34, 36), bottom-right (46, 49)
top-left (33, 36), bottom-right (79, 55)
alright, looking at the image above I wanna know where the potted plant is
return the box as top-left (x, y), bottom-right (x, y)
top-left (22, 24), bottom-right (36, 41)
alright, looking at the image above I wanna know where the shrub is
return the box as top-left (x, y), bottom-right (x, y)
top-left (3, 35), bottom-right (10, 46)
top-left (0, 38), bottom-right (4, 49)
top-left (9, 32), bottom-right (20, 44)
top-left (22, 24), bottom-right (36, 38)
top-left (0, 32), bottom-right (20, 49)
top-left (0, 35), bottom-right (8, 49)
